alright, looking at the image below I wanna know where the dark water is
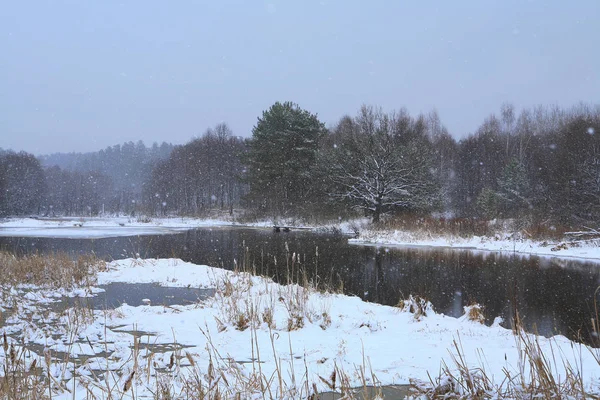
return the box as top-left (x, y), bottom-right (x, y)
top-left (1, 227), bottom-right (600, 345)
top-left (61, 283), bottom-right (216, 309)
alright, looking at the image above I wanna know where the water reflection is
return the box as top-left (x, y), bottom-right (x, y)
top-left (1, 227), bottom-right (599, 345)
top-left (353, 246), bottom-right (600, 344)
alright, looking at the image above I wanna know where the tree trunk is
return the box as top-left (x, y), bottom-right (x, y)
top-left (372, 197), bottom-right (382, 223)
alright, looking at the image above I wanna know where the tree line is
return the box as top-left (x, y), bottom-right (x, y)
top-left (1, 102), bottom-right (599, 229)
top-left (0, 142), bottom-right (173, 217)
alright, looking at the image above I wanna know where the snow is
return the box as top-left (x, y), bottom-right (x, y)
top-left (0, 216), bottom-right (356, 239)
top-left (0, 217), bottom-right (236, 238)
top-left (351, 229), bottom-right (600, 262)
top-left (2, 258), bottom-right (599, 398)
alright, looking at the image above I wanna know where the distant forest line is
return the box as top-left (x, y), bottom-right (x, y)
top-left (1, 102), bottom-right (600, 230)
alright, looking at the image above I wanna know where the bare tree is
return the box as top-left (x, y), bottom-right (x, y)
top-left (501, 102), bottom-right (515, 157)
top-left (321, 106), bottom-right (439, 223)
top-left (0, 152), bottom-right (46, 216)
top-left (145, 123), bottom-right (246, 216)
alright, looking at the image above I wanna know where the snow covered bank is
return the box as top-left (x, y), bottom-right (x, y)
top-left (0, 216), bottom-right (330, 239)
top-left (1, 258), bottom-right (599, 398)
top-left (351, 229), bottom-right (600, 262)
top-left (0, 217), bottom-right (237, 238)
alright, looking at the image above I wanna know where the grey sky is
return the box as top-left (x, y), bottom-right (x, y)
top-left (1, 1), bottom-right (598, 155)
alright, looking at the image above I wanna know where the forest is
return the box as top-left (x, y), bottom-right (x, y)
top-left (1, 102), bottom-right (600, 231)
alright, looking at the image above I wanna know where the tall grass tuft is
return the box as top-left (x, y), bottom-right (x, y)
top-left (1, 335), bottom-right (47, 400)
top-left (0, 251), bottom-right (104, 289)
top-left (410, 318), bottom-right (600, 399)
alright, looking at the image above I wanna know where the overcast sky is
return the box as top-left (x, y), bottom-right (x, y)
top-left (1, 1), bottom-right (598, 155)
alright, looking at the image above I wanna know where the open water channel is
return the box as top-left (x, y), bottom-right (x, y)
top-left (1, 226), bottom-right (600, 345)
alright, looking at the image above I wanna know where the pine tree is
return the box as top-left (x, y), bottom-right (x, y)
top-left (245, 102), bottom-right (326, 215)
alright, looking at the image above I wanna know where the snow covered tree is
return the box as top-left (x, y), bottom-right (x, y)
top-left (321, 106), bottom-right (440, 223)
top-left (245, 102), bottom-right (326, 215)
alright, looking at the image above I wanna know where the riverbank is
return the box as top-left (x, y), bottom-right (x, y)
top-left (2, 257), bottom-right (599, 399)
top-left (0, 216), bottom-right (328, 239)
top-left (0, 216), bottom-right (240, 238)
top-left (351, 227), bottom-right (600, 262)
top-left (3, 216), bottom-right (600, 262)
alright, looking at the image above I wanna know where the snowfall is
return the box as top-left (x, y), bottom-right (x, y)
top-left (1, 217), bottom-right (600, 398)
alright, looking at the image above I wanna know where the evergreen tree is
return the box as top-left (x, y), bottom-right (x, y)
top-left (245, 102), bottom-right (326, 215)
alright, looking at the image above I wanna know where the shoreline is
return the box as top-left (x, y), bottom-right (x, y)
top-left (2, 216), bottom-right (600, 263)
top-left (350, 228), bottom-right (600, 263)
top-left (1, 257), bottom-right (598, 398)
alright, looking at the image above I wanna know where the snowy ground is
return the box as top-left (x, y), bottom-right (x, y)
top-left (1, 258), bottom-right (599, 399)
top-left (0, 216), bottom-right (240, 238)
top-left (0, 216), bottom-right (327, 239)
top-left (351, 228), bottom-right (600, 262)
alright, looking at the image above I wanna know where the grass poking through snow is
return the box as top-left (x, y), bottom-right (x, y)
top-left (1, 251), bottom-right (599, 399)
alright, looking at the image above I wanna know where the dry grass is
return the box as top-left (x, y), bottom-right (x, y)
top-left (377, 215), bottom-right (493, 238)
top-left (0, 252), bottom-right (106, 399)
top-left (410, 323), bottom-right (600, 399)
top-left (80, 326), bottom-right (385, 400)
top-left (1, 334), bottom-right (47, 400)
top-left (465, 303), bottom-right (486, 324)
top-left (375, 214), bottom-right (574, 241)
top-left (399, 295), bottom-right (432, 321)
top-left (0, 251), bottom-right (105, 289)
top-left (210, 242), bottom-right (338, 337)
top-left (212, 266), bottom-right (328, 335)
